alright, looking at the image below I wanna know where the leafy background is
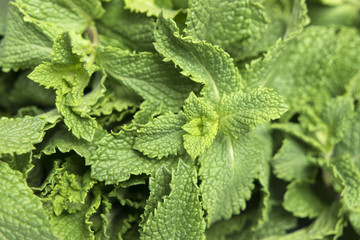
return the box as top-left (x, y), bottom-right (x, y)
top-left (1, 0), bottom-right (360, 239)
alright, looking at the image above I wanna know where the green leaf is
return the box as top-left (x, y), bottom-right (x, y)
top-left (0, 161), bottom-right (56, 239)
top-left (8, 72), bottom-right (56, 108)
top-left (97, 0), bottom-right (155, 51)
top-left (182, 93), bottom-right (219, 159)
top-left (29, 32), bottom-right (98, 141)
top-left (154, 16), bottom-right (242, 103)
top-left (57, 94), bottom-right (99, 142)
top-left (308, 2), bottom-right (360, 27)
top-left (218, 87), bottom-right (287, 138)
top-left (349, 211), bottom-right (360, 235)
top-left (321, 96), bottom-right (354, 147)
top-left (243, 27), bottom-right (360, 111)
top-left (283, 181), bottom-right (328, 218)
top-left (205, 214), bottom-right (246, 240)
top-left (141, 167), bottom-right (172, 226)
top-left (89, 130), bottom-right (182, 184)
top-left (0, 0), bottom-right (9, 35)
top-left (134, 112), bottom-right (187, 159)
top-left (133, 100), bottom-right (163, 125)
top-left (47, 192), bottom-right (100, 240)
top-left (250, 124), bottom-right (273, 227)
top-left (42, 128), bottom-right (107, 160)
top-left (0, 3), bottom-right (59, 71)
top-left (199, 133), bottom-right (259, 225)
top-left (229, 205), bottom-right (297, 240)
top-left (17, 0), bottom-right (105, 32)
top-left (185, 0), bottom-right (267, 59)
top-left (0, 116), bottom-right (45, 155)
top-left (334, 108), bottom-right (360, 164)
top-left (265, 202), bottom-right (344, 240)
top-left (0, 152), bottom-right (33, 176)
top-left (124, 0), bottom-right (179, 18)
top-left (141, 160), bottom-right (206, 239)
top-left (272, 137), bottom-right (317, 182)
top-left (98, 46), bottom-right (196, 112)
top-left (331, 155), bottom-right (360, 211)
top-left (271, 122), bottom-right (326, 152)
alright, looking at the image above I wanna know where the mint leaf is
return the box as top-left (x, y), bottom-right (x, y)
top-left (182, 93), bottom-right (219, 159)
top-left (97, 0), bottom-right (156, 51)
top-left (16, 0), bottom-right (105, 32)
top-left (124, 0), bottom-right (179, 18)
top-left (272, 137), bottom-right (317, 182)
top-left (134, 112), bottom-right (187, 159)
top-left (185, 0), bottom-right (267, 59)
top-left (331, 155), bottom-right (360, 211)
top-left (199, 133), bottom-right (259, 225)
top-left (0, 116), bottom-right (45, 154)
top-left (218, 87), bottom-right (287, 138)
top-left (29, 32), bottom-right (98, 141)
top-left (141, 160), bottom-right (206, 239)
top-left (0, 161), bottom-right (56, 239)
top-left (154, 16), bottom-right (242, 103)
top-left (89, 130), bottom-right (182, 184)
top-left (141, 167), bottom-right (172, 226)
top-left (0, 0), bottom-right (9, 35)
top-left (0, 3), bottom-right (59, 71)
top-left (283, 181), bottom-right (328, 218)
top-left (98, 46), bottom-right (196, 112)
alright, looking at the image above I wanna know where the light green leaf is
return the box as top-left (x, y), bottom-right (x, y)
top-left (0, 0), bottom-right (9, 35)
top-left (45, 171), bottom-right (96, 216)
top-left (89, 130), bottom-right (181, 184)
top-left (16, 0), bottom-right (105, 32)
top-left (334, 108), bottom-right (360, 165)
top-left (199, 133), bottom-right (259, 225)
top-left (205, 214), bottom-right (246, 240)
top-left (0, 161), bottom-right (56, 240)
top-left (272, 137), bottom-right (317, 182)
top-left (229, 205), bottom-right (297, 240)
top-left (321, 96), bottom-right (354, 147)
top-left (218, 87), bottom-right (287, 138)
top-left (183, 92), bottom-right (218, 120)
top-left (331, 155), bottom-right (360, 211)
top-left (29, 32), bottom-right (98, 141)
top-left (134, 112), bottom-right (187, 159)
top-left (0, 116), bottom-right (45, 154)
top-left (141, 160), bottom-right (206, 240)
top-left (124, 0), bottom-right (179, 18)
top-left (91, 78), bottom-right (140, 117)
top-left (141, 167), bottom-right (172, 226)
top-left (349, 211), bottom-right (360, 235)
top-left (48, 193), bottom-right (100, 240)
top-left (57, 94), bottom-right (98, 142)
top-left (309, 2), bottom-right (360, 27)
top-left (98, 46), bottom-right (196, 112)
top-left (283, 181), bottom-right (328, 218)
top-left (264, 202), bottom-right (344, 240)
top-left (282, 0), bottom-right (310, 38)
top-left (251, 124), bottom-right (273, 227)
top-left (243, 27), bottom-right (360, 111)
top-left (0, 3), bottom-right (59, 71)
top-left (185, 0), bottom-right (267, 59)
top-left (154, 16), bottom-right (242, 103)
top-left (42, 128), bottom-right (106, 160)
top-left (97, 0), bottom-right (155, 51)
top-left (271, 123), bottom-right (326, 152)
top-left (133, 100), bottom-right (163, 125)
top-left (0, 152), bottom-right (33, 177)
top-left (182, 93), bottom-right (219, 159)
